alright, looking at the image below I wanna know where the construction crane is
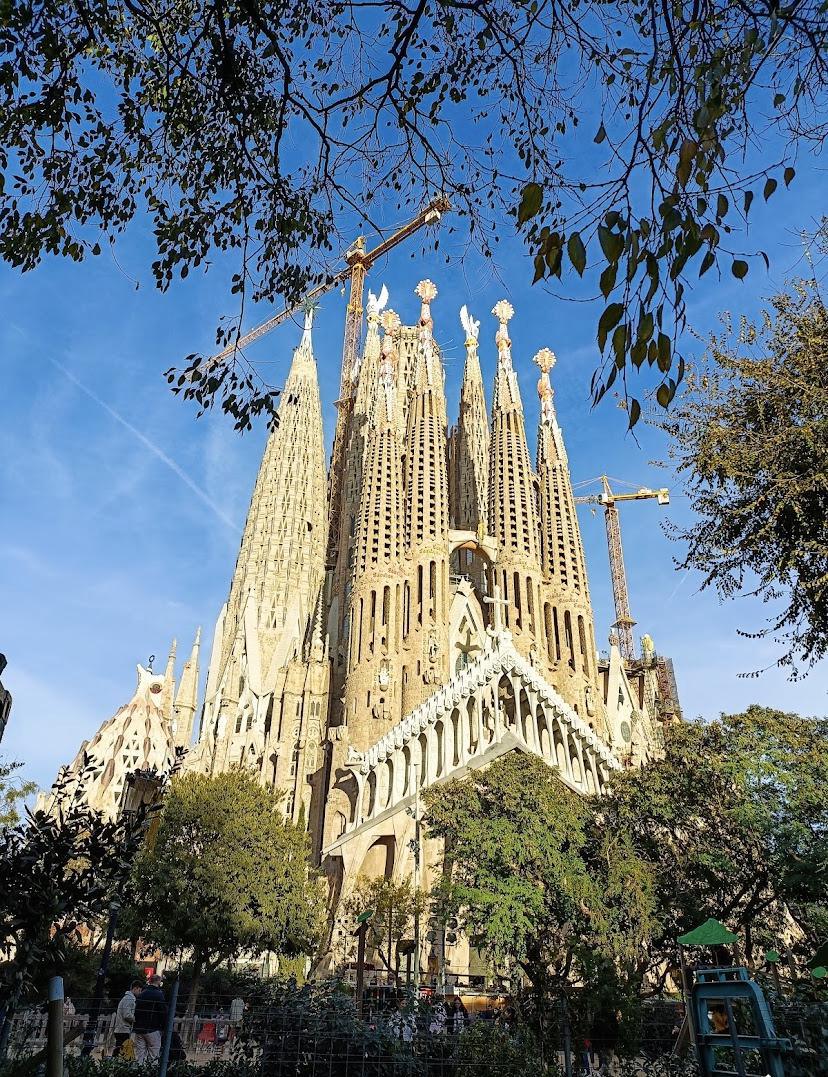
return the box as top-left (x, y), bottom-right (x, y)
top-left (201, 196), bottom-right (450, 372)
top-left (574, 476), bottom-right (669, 663)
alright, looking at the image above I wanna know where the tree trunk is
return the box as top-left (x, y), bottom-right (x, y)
top-left (185, 953), bottom-right (204, 1019)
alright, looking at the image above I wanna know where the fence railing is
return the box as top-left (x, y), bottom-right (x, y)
top-left (5, 990), bottom-right (826, 1075)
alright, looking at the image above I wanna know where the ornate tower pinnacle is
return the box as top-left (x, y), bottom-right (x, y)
top-left (492, 300), bottom-right (515, 366)
top-left (460, 304), bottom-right (480, 349)
top-left (366, 284), bottom-right (389, 322)
top-left (534, 347), bottom-right (557, 426)
top-left (451, 304), bottom-right (489, 533)
top-left (381, 309), bottom-right (401, 334)
top-left (415, 279), bottom-right (438, 331)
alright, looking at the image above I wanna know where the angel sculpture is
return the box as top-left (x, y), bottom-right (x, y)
top-left (459, 304), bottom-right (480, 342)
top-left (366, 284), bottom-right (389, 316)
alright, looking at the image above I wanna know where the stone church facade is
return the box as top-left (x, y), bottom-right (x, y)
top-left (46, 279), bottom-right (680, 962)
top-left (190, 282), bottom-right (680, 919)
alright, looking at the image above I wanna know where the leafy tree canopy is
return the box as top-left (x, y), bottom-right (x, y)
top-left (601, 706), bottom-right (828, 968)
top-left (341, 874), bottom-right (425, 980)
top-left (423, 753), bottom-right (657, 996)
top-left (2, 0), bottom-right (827, 425)
top-left (660, 281), bottom-right (828, 677)
top-left (0, 767), bottom-right (147, 1044)
top-left (124, 770), bottom-right (324, 1012)
top-left (0, 761), bottom-right (37, 828)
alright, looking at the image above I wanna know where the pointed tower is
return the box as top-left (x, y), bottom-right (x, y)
top-left (198, 309), bottom-right (329, 779)
top-left (450, 305), bottom-right (489, 533)
top-left (327, 286), bottom-right (386, 698)
top-left (534, 348), bottom-right (606, 733)
top-left (487, 301), bottom-right (544, 659)
top-left (402, 281), bottom-right (451, 714)
top-left (342, 307), bottom-right (407, 747)
top-left (172, 627), bottom-right (201, 749)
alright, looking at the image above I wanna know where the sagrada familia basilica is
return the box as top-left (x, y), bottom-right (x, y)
top-left (47, 278), bottom-right (681, 954)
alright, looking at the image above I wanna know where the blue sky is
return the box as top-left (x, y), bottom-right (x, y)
top-left (1, 156), bottom-right (826, 792)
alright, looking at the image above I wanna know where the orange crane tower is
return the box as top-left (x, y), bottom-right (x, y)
top-left (575, 477), bottom-right (669, 662)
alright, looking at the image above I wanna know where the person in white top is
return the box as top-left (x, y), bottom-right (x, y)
top-left (112, 980), bottom-right (144, 1057)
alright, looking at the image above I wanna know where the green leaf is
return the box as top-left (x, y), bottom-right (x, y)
top-left (716, 193), bottom-right (729, 219)
top-left (657, 332), bottom-right (671, 372)
top-left (676, 139), bottom-right (697, 188)
top-left (638, 311), bottom-right (654, 344)
top-left (763, 177), bottom-right (777, 201)
top-left (699, 251), bottom-right (715, 277)
top-left (628, 398), bottom-right (641, 429)
top-left (567, 232), bottom-right (586, 276)
top-left (518, 183), bottom-right (543, 225)
top-left (594, 122), bottom-right (607, 144)
top-left (773, 92), bottom-right (785, 107)
top-left (598, 302), bottom-right (624, 352)
top-left (731, 259), bottom-right (749, 279)
top-left (783, 166), bottom-right (795, 187)
top-left (612, 323), bottom-right (627, 366)
top-left (599, 262), bottom-right (617, 298)
top-left (598, 225), bottom-right (624, 263)
top-left (656, 383), bottom-right (670, 408)
top-left (743, 190), bottom-right (754, 215)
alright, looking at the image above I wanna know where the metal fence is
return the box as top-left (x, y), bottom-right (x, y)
top-left (4, 988), bottom-right (826, 1076)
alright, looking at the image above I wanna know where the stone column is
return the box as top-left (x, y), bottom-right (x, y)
top-left (558, 719), bottom-right (574, 781)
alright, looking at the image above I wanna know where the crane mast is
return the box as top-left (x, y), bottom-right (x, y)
top-left (575, 476), bottom-right (669, 662)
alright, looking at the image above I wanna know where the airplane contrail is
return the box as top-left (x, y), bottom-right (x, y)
top-left (51, 359), bottom-right (241, 534)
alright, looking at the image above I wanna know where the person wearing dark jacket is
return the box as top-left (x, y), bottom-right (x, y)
top-left (132, 974), bottom-right (168, 1061)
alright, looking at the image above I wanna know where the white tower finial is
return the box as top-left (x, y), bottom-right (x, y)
top-left (366, 284), bottom-right (389, 320)
top-left (415, 279), bottom-right (438, 331)
top-left (460, 304), bottom-right (480, 345)
top-left (492, 300), bottom-right (515, 367)
top-left (534, 347), bottom-right (557, 425)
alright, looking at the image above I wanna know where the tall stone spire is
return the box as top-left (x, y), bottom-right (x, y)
top-left (487, 301), bottom-right (543, 658)
top-left (403, 280), bottom-right (451, 713)
top-left (328, 286), bottom-right (387, 672)
top-left (534, 348), bottom-right (606, 733)
top-left (173, 627), bottom-right (201, 748)
top-left (451, 305), bottom-right (489, 533)
top-left (344, 310), bottom-right (407, 746)
top-left (535, 348), bottom-right (589, 595)
top-left (199, 308), bottom-right (328, 773)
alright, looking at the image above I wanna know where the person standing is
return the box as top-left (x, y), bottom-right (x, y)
top-left (132, 974), bottom-right (168, 1061)
top-left (112, 981), bottom-right (143, 1056)
top-left (230, 996), bottom-right (244, 1026)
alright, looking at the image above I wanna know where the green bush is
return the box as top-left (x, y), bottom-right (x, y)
top-left (237, 978), bottom-right (420, 1077)
top-left (451, 1022), bottom-right (560, 1077)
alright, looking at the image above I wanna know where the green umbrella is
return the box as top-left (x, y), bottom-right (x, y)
top-left (677, 918), bottom-right (739, 947)
top-left (807, 941), bottom-right (828, 971)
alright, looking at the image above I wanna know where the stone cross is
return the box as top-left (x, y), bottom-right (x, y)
top-left (483, 583), bottom-right (509, 635)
